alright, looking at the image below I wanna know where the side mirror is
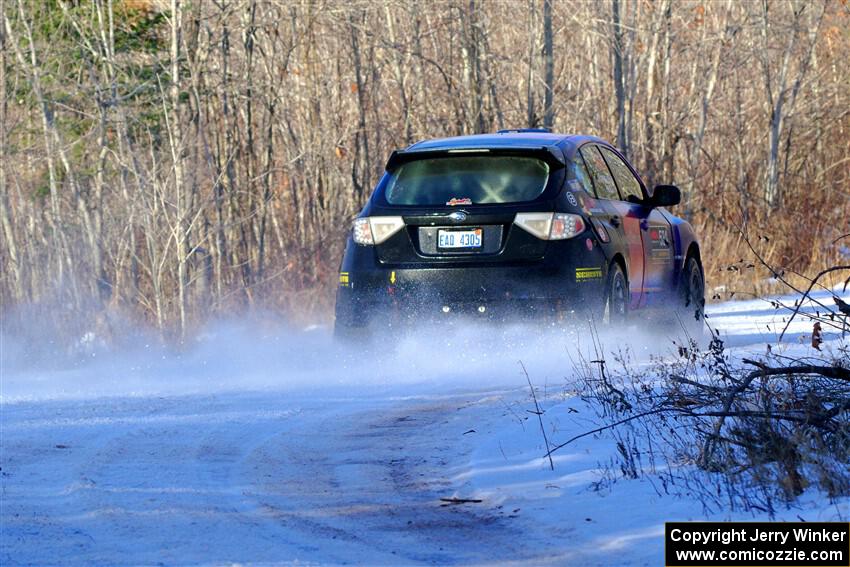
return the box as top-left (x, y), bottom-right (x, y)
top-left (651, 185), bottom-right (681, 208)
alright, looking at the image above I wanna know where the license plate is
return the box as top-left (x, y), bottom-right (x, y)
top-left (438, 229), bottom-right (482, 249)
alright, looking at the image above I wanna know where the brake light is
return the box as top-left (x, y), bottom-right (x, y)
top-left (514, 212), bottom-right (585, 240)
top-left (352, 216), bottom-right (405, 245)
top-left (352, 218), bottom-right (372, 244)
top-left (550, 213), bottom-right (585, 239)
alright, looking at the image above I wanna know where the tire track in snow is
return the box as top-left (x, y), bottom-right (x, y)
top-left (2, 391), bottom-right (546, 565)
top-left (239, 396), bottom-right (540, 564)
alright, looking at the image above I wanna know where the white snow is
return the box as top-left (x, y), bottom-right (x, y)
top-left (1, 291), bottom-right (848, 565)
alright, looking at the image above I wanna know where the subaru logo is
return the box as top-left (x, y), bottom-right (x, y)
top-left (448, 211), bottom-right (467, 223)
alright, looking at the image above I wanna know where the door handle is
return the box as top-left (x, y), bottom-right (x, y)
top-left (610, 215), bottom-right (621, 228)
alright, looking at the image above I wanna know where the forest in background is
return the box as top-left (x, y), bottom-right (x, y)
top-left (1, 0), bottom-right (848, 343)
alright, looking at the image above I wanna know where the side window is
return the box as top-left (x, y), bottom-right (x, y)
top-left (599, 146), bottom-right (643, 202)
top-left (579, 145), bottom-right (620, 201)
top-left (570, 157), bottom-right (595, 194)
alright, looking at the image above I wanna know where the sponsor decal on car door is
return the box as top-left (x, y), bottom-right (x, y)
top-left (597, 145), bottom-right (677, 309)
top-left (606, 201), bottom-right (646, 308)
top-left (577, 145), bottom-right (645, 309)
top-left (643, 220), bottom-right (675, 306)
top-left (608, 201), bottom-right (674, 308)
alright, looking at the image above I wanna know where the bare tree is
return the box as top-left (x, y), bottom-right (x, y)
top-left (0, 0), bottom-right (24, 303)
top-left (611, 0), bottom-right (627, 154)
top-left (542, 0), bottom-right (554, 129)
top-left (760, 0), bottom-right (826, 210)
top-left (0, 0), bottom-right (847, 341)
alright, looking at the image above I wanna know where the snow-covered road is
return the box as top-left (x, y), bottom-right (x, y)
top-left (2, 290), bottom-right (848, 565)
top-left (2, 390), bottom-right (523, 564)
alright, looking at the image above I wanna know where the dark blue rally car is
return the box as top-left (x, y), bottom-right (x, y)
top-left (335, 129), bottom-right (704, 337)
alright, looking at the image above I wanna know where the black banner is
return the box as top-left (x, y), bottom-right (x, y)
top-left (665, 522), bottom-right (849, 566)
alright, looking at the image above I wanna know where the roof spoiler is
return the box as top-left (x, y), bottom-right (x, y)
top-left (496, 128), bottom-right (551, 134)
top-left (385, 145), bottom-right (566, 172)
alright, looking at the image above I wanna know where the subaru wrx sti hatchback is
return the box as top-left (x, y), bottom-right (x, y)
top-left (334, 130), bottom-right (704, 337)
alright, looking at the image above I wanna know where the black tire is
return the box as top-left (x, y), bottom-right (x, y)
top-left (602, 262), bottom-right (628, 325)
top-left (678, 256), bottom-right (705, 333)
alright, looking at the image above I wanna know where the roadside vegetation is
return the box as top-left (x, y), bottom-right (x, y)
top-left (547, 262), bottom-right (850, 514)
top-left (1, 0), bottom-right (848, 345)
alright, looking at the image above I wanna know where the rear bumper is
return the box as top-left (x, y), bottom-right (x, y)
top-left (335, 238), bottom-right (609, 327)
top-left (337, 295), bottom-right (582, 330)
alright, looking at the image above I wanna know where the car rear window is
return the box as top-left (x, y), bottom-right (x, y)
top-left (384, 156), bottom-right (550, 206)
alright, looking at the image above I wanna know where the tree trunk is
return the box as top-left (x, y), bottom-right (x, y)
top-left (684, 1), bottom-right (732, 210)
top-left (611, 0), bottom-right (626, 153)
top-left (542, 0), bottom-right (554, 129)
top-left (526, 0), bottom-right (537, 127)
top-left (0, 0), bottom-right (24, 302)
top-left (170, 0), bottom-right (189, 340)
top-left (6, 4), bottom-right (68, 285)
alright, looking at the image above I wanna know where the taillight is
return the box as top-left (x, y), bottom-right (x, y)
top-left (514, 212), bottom-right (585, 240)
top-left (352, 218), bottom-right (372, 245)
top-left (352, 216), bottom-right (405, 245)
top-left (550, 213), bottom-right (585, 239)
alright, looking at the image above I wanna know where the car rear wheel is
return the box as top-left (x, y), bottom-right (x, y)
top-left (602, 263), bottom-right (628, 325)
top-left (678, 256), bottom-right (705, 333)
